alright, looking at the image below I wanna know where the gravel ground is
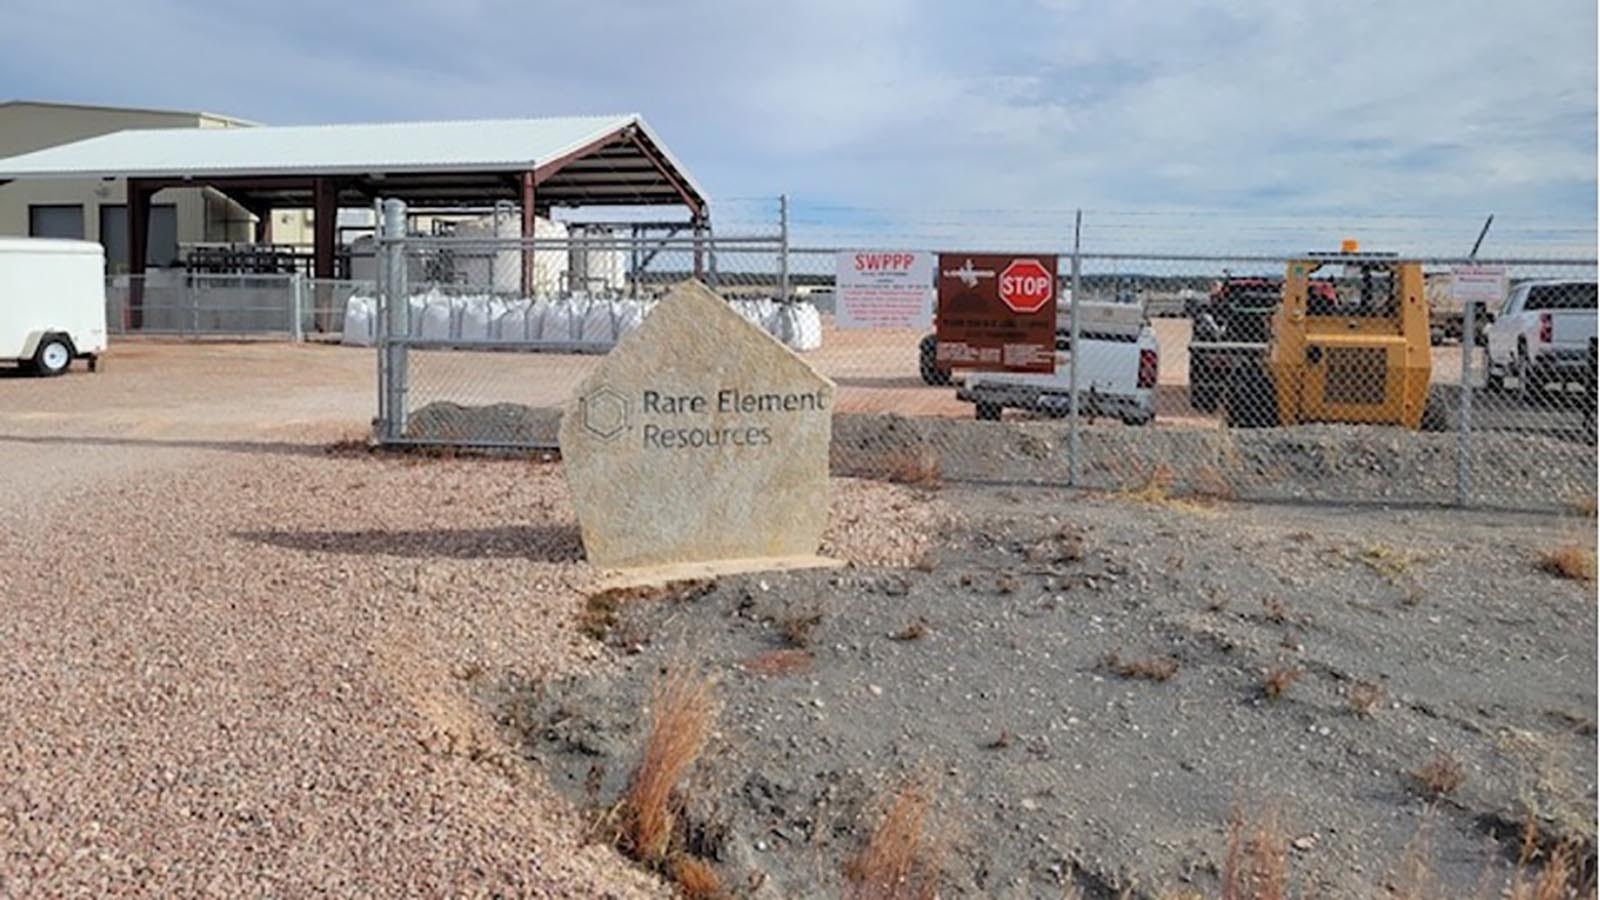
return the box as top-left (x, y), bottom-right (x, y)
top-left (518, 486), bottom-right (1597, 899)
top-left (0, 442), bottom-right (939, 897)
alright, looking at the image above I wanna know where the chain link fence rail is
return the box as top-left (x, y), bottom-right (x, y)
top-left (370, 203), bottom-right (1595, 511)
top-left (105, 272), bottom-right (369, 340)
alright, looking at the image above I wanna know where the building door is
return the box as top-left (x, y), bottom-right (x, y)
top-left (28, 204), bottom-right (84, 239)
top-left (100, 204), bottom-right (179, 272)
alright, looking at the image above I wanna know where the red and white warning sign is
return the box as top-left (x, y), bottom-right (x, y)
top-left (834, 251), bottom-right (934, 330)
top-left (998, 258), bottom-right (1054, 313)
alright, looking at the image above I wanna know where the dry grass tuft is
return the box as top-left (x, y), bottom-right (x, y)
top-left (777, 610), bottom-right (824, 648)
top-left (911, 549), bottom-right (940, 573)
top-left (844, 779), bottom-right (942, 900)
top-left (622, 668), bottom-right (720, 864)
top-left (890, 619), bottom-right (930, 642)
top-left (1537, 542), bottom-right (1596, 581)
top-left (1410, 751), bottom-right (1465, 800)
top-left (741, 648), bottom-right (812, 678)
top-left (1571, 493), bottom-right (1598, 519)
top-left (1260, 664), bottom-right (1302, 701)
top-left (1104, 651), bottom-right (1180, 682)
top-left (1347, 680), bottom-right (1385, 717)
top-left (1223, 804), bottom-right (1289, 900)
top-left (669, 853), bottom-right (725, 899)
top-left (879, 447), bottom-right (942, 489)
top-left (1262, 596), bottom-right (1288, 624)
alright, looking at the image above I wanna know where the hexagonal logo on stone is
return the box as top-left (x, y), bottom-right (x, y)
top-left (580, 385), bottom-right (629, 442)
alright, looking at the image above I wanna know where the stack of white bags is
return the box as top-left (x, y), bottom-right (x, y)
top-left (342, 290), bottom-right (821, 352)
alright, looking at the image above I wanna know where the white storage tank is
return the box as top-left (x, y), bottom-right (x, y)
top-left (452, 213), bottom-right (569, 296)
top-left (567, 226), bottom-right (627, 293)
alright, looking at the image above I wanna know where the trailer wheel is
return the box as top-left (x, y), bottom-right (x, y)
top-left (31, 335), bottom-right (73, 377)
top-left (975, 401), bottom-right (1002, 421)
top-left (919, 335), bottom-right (950, 386)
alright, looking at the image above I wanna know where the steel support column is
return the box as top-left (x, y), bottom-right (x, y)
top-left (127, 179), bottom-right (152, 330)
top-left (521, 171), bottom-right (537, 297)
top-left (312, 178), bottom-right (337, 332)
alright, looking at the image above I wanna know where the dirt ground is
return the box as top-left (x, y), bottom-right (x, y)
top-left (521, 487), bottom-right (1597, 898)
top-left (0, 341), bottom-right (1593, 898)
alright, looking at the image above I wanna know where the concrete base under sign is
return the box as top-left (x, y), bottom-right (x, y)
top-left (592, 554), bottom-right (844, 591)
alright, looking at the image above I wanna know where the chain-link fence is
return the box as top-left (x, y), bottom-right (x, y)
top-left (105, 272), bottom-right (369, 340)
top-left (370, 201), bottom-right (1595, 511)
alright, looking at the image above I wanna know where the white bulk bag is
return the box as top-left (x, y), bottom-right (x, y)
top-left (527, 297), bottom-right (551, 341)
top-left (457, 294), bottom-right (491, 342)
top-left (341, 295), bottom-right (375, 346)
top-left (782, 302), bottom-right (823, 351)
top-left (419, 289), bottom-right (452, 341)
top-left (492, 299), bottom-right (525, 343)
top-left (407, 294), bottom-right (426, 338)
top-left (581, 299), bottom-right (617, 344)
top-left (613, 299), bottom-right (646, 338)
top-left (542, 297), bottom-right (579, 344)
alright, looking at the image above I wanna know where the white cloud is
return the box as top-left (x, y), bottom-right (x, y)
top-left (0, 0), bottom-right (1592, 251)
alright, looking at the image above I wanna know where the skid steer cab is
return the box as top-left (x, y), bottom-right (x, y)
top-left (1226, 244), bottom-right (1437, 430)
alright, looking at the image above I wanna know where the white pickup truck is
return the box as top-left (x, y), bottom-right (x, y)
top-left (955, 301), bottom-right (1159, 424)
top-left (1485, 279), bottom-right (1597, 396)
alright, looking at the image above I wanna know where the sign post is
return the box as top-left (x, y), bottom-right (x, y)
top-left (934, 253), bottom-right (1056, 373)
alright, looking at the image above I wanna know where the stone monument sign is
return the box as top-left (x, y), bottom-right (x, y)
top-left (559, 280), bottom-right (835, 569)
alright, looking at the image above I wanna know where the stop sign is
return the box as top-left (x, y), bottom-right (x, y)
top-left (998, 259), bottom-right (1054, 313)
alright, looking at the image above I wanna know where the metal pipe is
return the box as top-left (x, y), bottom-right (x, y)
top-left (778, 194), bottom-right (790, 303)
top-left (1458, 292), bottom-right (1476, 506)
top-left (1069, 209), bottom-right (1083, 488)
top-left (382, 198), bottom-right (410, 443)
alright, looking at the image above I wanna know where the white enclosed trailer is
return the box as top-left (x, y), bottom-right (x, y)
top-left (0, 238), bottom-right (106, 375)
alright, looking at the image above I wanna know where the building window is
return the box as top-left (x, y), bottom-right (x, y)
top-left (28, 204), bottom-right (84, 240)
top-left (99, 204), bottom-right (179, 272)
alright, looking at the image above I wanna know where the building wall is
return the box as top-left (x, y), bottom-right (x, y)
top-left (0, 102), bottom-right (258, 271)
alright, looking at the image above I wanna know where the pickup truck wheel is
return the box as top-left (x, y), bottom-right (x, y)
top-left (974, 401), bottom-right (1002, 421)
top-left (918, 335), bottom-right (950, 386)
top-left (1515, 343), bottom-right (1547, 402)
top-left (31, 336), bottom-right (72, 376)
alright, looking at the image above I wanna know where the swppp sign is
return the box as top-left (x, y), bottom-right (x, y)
top-left (835, 250), bottom-right (934, 329)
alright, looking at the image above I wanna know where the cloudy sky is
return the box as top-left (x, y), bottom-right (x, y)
top-left (3, 0), bottom-right (1595, 250)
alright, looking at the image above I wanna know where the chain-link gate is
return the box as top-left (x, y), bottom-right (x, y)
top-left (372, 199), bottom-right (1596, 511)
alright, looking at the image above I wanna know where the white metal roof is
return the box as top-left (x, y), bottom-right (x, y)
top-left (0, 113), bottom-right (705, 197)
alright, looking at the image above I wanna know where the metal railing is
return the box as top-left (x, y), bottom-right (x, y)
top-left (105, 272), bottom-right (371, 340)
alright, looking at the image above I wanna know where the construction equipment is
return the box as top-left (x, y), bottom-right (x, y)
top-left (1227, 242), bottom-right (1434, 429)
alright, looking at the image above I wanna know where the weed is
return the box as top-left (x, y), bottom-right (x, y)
top-left (622, 668), bottom-right (719, 864)
top-left (890, 619), bottom-right (930, 642)
top-left (741, 648), bottom-right (812, 677)
top-left (1127, 464), bottom-right (1176, 504)
top-left (844, 779), bottom-right (941, 900)
top-left (912, 549), bottom-right (940, 573)
top-left (1262, 596), bottom-right (1288, 624)
top-left (1223, 804), bottom-right (1289, 900)
top-left (879, 447), bottom-right (942, 488)
top-left (1347, 680), bottom-right (1385, 717)
top-left (1103, 651), bottom-right (1180, 682)
top-left (983, 730), bottom-right (1012, 750)
top-left (1360, 543), bottom-right (1422, 580)
top-left (1261, 664), bottom-right (1302, 701)
top-left (669, 853), bottom-right (724, 899)
top-left (1537, 542), bottom-right (1596, 581)
top-left (1411, 751), bottom-right (1465, 799)
top-left (1571, 493), bottom-right (1598, 519)
top-left (778, 610), bottom-right (824, 648)
top-left (996, 573), bottom-right (1019, 595)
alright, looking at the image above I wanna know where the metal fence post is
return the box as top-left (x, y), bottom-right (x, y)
top-left (289, 272), bottom-right (305, 342)
top-left (1068, 209), bottom-right (1083, 488)
top-left (778, 194), bottom-right (790, 303)
top-left (381, 198), bottom-right (410, 443)
top-left (1457, 297), bottom-right (1477, 506)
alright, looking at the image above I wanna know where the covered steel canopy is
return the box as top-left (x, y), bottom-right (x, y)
top-left (0, 114), bottom-right (706, 211)
top-left (0, 113), bottom-right (707, 300)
